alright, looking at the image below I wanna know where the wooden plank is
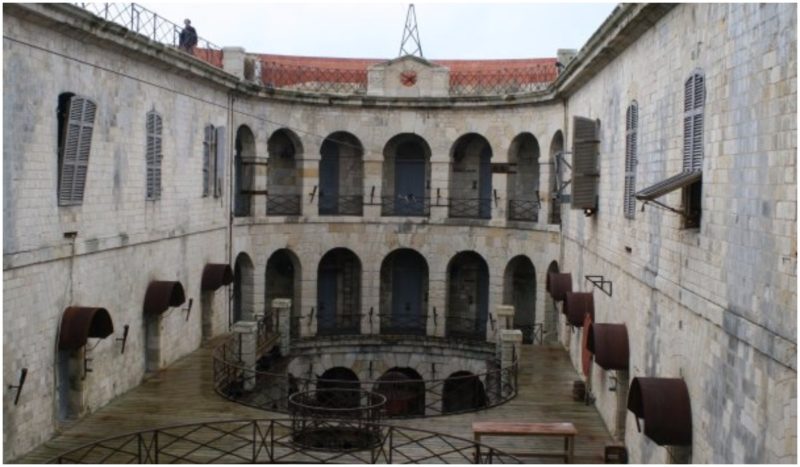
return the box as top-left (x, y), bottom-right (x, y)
top-left (473, 421), bottom-right (577, 436)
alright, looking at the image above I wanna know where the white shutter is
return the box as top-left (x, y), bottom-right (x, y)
top-left (624, 103), bottom-right (638, 219)
top-left (146, 111), bottom-right (163, 200)
top-left (214, 126), bottom-right (226, 198)
top-left (59, 96), bottom-right (96, 206)
top-left (571, 116), bottom-right (600, 210)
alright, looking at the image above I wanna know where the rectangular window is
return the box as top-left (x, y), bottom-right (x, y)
top-left (146, 111), bottom-right (163, 200)
top-left (58, 95), bottom-right (97, 206)
top-left (203, 125), bottom-right (215, 197)
top-left (623, 102), bottom-right (638, 219)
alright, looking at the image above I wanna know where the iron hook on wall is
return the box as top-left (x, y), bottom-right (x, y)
top-left (8, 368), bottom-right (27, 405)
top-left (183, 298), bottom-right (194, 321)
top-left (116, 324), bottom-right (130, 354)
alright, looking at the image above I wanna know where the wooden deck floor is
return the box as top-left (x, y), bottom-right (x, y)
top-left (16, 339), bottom-right (612, 463)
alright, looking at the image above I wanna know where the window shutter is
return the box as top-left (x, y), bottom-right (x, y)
top-left (214, 126), bottom-right (226, 198)
top-left (682, 75), bottom-right (694, 171)
top-left (146, 111), bottom-right (163, 200)
top-left (154, 114), bottom-right (163, 198)
top-left (202, 125), bottom-right (212, 196)
top-left (571, 116), bottom-right (600, 210)
top-left (683, 71), bottom-right (704, 171)
top-left (59, 96), bottom-right (96, 206)
top-left (624, 103), bottom-right (638, 219)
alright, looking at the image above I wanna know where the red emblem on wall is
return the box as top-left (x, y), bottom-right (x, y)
top-left (400, 70), bottom-right (418, 87)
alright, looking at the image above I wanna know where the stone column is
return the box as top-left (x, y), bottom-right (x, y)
top-left (299, 158), bottom-right (319, 220)
top-left (429, 160), bottom-right (449, 222)
top-left (272, 298), bottom-right (292, 355)
top-left (231, 321), bottom-right (258, 391)
top-left (500, 329), bottom-right (523, 391)
top-left (490, 304), bottom-right (515, 345)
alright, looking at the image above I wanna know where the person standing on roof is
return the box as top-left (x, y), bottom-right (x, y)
top-left (179, 19), bottom-right (198, 53)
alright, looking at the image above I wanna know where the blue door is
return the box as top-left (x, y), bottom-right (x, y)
top-left (395, 156), bottom-right (425, 215)
top-left (318, 268), bottom-right (337, 334)
top-left (479, 146), bottom-right (492, 218)
top-left (391, 253), bottom-right (424, 334)
top-left (319, 143), bottom-right (339, 214)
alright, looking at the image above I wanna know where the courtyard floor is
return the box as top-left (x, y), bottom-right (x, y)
top-left (17, 338), bottom-right (613, 463)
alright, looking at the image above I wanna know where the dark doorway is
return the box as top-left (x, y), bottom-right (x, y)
top-left (449, 134), bottom-right (493, 219)
top-left (319, 139), bottom-right (340, 214)
top-left (266, 249), bottom-right (301, 338)
top-left (380, 249), bottom-right (428, 335)
top-left (503, 256), bottom-right (536, 344)
top-left (234, 125), bottom-right (256, 217)
top-left (317, 249), bottom-right (361, 336)
top-left (317, 367), bottom-right (360, 408)
top-left (233, 253), bottom-right (254, 323)
top-left (382, 134), bottom-right (431, 216)
top-left (442, 371), bottom-right (487, 413)
top-left (544, 261), bottom-right (560, 343)
top-left (446, 251), bottom-right (490, 340)
top-left (319, 132), bottom-right (364, 215)
top-left (374, 368), bottom-right (425, 417)
top-left (549, 131), bottom-right (564, 224)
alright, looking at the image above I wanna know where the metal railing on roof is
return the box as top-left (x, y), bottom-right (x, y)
top-left (74, 3), bottom-right (223, 67)
top-left (261, 60), bottom-right (368, 95)
top-left (449, 65), bottom-right (555, 96)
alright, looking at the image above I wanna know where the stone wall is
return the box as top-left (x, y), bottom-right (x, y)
top-left (557, 3), bottom-right (796, 463)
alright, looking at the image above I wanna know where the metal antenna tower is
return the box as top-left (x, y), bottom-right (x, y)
top-left (398, 4), bottom-right (423, 58)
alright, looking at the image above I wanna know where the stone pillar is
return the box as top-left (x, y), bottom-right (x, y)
top-left (231, 321), bottom-right (258, 391)
top-left (429, 160), bottom-right (449, 222)
top-left (222, 47), bottom-right (246, 80)
top-left (299, 158), bottom-right (319, 220)
top-left (363, 159), bottom-right (382, 219)
top-left (272, 298), bottom-right (292, 355)
top-left (500, 329), bottom-right (523, 391)
top-left (490, 305), bottom-right (515, 344)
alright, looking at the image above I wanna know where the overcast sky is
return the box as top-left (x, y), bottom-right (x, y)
top-left (140, 2), bottom-right (618, 59)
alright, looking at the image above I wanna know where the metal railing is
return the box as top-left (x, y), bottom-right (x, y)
top-left (445, 316), bottom-right (490, 341)
top-left (507, 199), bottom-right (540, 222)
top-left (317, 312), bottom-right (362, 336)
top-left (75, 3), bottom-right (222, 67)
top-left (449, 198), bottom-right (492, 219)
top-left (319, 194), bottom-right (363, 216)
top-left (261, 60), bottom-right (368, 95)
top-left (381, 196), bottom-right (430, 217)
top-left (212, 334), bottom-right (518, 418)
top-left (50, 418), bottom-right (521, 464)
top-left (378, 313), bottom-right (427, 336)
top-left (449, 65), bottom-right (555, 96)
top-left (267, 194), bottom-right (302, 215)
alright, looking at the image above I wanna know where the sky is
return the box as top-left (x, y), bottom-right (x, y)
top-left (140, 2), bottom-right (618, 60)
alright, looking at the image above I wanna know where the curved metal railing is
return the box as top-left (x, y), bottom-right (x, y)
top-left (50, 418), bottom-right (522, 463)
top-left (213, 333), bottom-right (518, 418)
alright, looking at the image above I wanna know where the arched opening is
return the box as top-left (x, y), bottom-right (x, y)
top-left (449, 134), bottom-right (492, 219)
top-left (233, 253), bottom-right (254, 323)
top-left (382, 134), bottom-right (431, 216)
top-left (319, 132), bottom-right (364, 215)
top-left (317, 248), bottom-right (361, 336)
top-left (234, 125), bottom-right (256, 217)
top-left (442, 371), bottom-right (487, 414)
top-left (446, 251), bottom-right (489, 340)
top-left (374, 368), bottom-right (425, 417)
top-left (267, 129), bottom-right (303, 215)
top-left (265, 249), bottom-right (302, 338)
top-left (503, 256), bottom-right (536, 344)
top-left (507, 133), bottom-right (540, 222)
top-left (317, 367), bottom-right (360, 408)
top-left (379, 249), bottom-right (428, 336)
top-left (548, 131), bottom-right (564, 224)
top-left (544, 261), bottom-right (560, 343)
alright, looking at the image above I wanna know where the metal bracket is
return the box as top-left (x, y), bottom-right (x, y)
top-left (640, 199), bottom-right (685, 217)
top-left (585, 275), bottom-right (613, 297)
top-left (493, 189), bottom-right (499, 207)
top-left (368, 307), bottom-right (374, 333)
top-left (489, 314), bottom-right (496, 331)
top-left (432, 307), bottom-right (437, 327)
top-left (116, 324), bottom-right (130, 354)
top-left (309, 185), bottom-right (317, 203)
top-left (555, 151), bottom-right (573, 201)
top-left (307, 307), bottom-right (315, 328)
top-left (182, 298), bottom-right (194, 322)
top-left (8, 368), bottom-right (27, 405)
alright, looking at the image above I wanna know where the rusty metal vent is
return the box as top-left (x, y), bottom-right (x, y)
top-left (201, 263), bottom-right (233, 291)
top-left (143, 281), bottom-right (186, 315)
top-left (548, 272), bottom-right (572, 302)
top-left (587, 323), bottom-right (629, 370)
top-left (58, 307), bottom-right (114, 350)
top-left (627, 377), bottom-right (692, 446)
top-left (564, 292), bottom-right (594, 326)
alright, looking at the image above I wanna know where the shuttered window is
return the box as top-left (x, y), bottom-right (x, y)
top-left (683, 71), bottom-right (705, 171)
top-left (214, 126), bottom-right (226, 198)
top-left (202, 125), bottom-right (215, 197)
top-left (58, 95), bottom-right (97, 206)
top-left (623, 102), bottom-right (638, 219)
top-left (145, 111), bottom-right (163, 200)
top-left (571, 116), bottom-right (600, 210)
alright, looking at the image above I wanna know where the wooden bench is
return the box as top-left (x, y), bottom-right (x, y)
top-left (472, 421), bottom-right (577, 463)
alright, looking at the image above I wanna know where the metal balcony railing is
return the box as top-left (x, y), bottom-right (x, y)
top-left (507, 199), bottom-right (540, 222)
top-left (445, 315), bottom-right (490, 341)
top-left (50, 418), bottom-right (521, 464)
top-left (380, 196), bottom-right (430, 217)
top-left (318, 194), bottom-right (363, 216)
top-left (261, 61), bottom-right (368, 95)
top-left (449, 65), bottom-right (555, 96)
top-left (378, 313), bottom-right (427, 336)
top-left (448, 198), bottom-right (492, 219)
top-left (316, 312), bottom-right (362, 336)
top-left (267, 194), bottom-right (302, 216)
top-left (74, 3), bottom-right (222, 67)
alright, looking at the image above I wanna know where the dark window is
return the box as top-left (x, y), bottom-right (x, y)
top-left (682, 71), bottom-right (705, 228)
top-left (145, 111), bottom-right (163, 200)
top-left (623, 102), bottom-right (638, 219)
top-left (203, 124), bottom-right (215, 197)
top-left (57, 93), bottom-right (97, 206)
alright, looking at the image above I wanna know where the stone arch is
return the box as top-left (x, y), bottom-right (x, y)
top-left (317, 248), bottom-right (362, 336)
top-left (234, 125), bottom-right (256, 217)
top-left (382, 133), bottom-right (432, 216)
top-left (503, 255), bottom-right (537, 343)
top-left (544, 260), bottom-right (560, 343)
top-left (233, 252), bottom-right (254, 323)
top-left (265, 249), bottom-right (302, 337)
top-left (374, 367), bottom-right (425, 417)
top-left (442, 371), bottom-right (487, 414)
top-left (446, 251), bottom-right (490, 340)
top-left (317, 367), bottom-right (360, 408)
top-left (379, 248), bottom-right (429, 336)
top-left (548, 130), bottom-right (564, 224)
top-left (319, 131), bottom-right (364, 215)
top-left (267, 128), bottom-right (303, 215)
top-left (507, 133), bottom-right (540, 222)
top-left (449, 133), bottom-right (493, 219)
